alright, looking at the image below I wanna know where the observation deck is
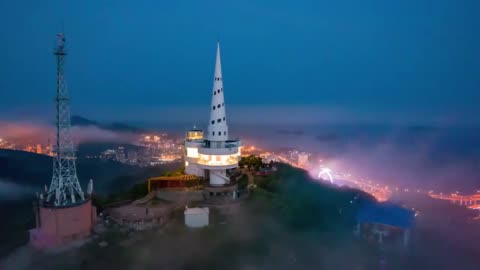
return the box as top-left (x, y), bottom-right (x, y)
top-left (196, 139), bottom-right (241, 170)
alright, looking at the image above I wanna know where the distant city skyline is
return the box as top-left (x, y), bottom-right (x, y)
top-left (1, 1), bottom-right (479, 126)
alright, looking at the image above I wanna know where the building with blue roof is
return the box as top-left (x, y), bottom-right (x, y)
top-left (355, 202), bottom-right (415, 248)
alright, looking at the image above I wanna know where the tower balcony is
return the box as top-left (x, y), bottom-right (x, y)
top-left (197, 153), bottom-right (240, 170)
top-left (202, 139), bottom-right (241, 148)
top-left (185, 140), bottom-right (204, 148)
top-left (198, 145), bottom-right (239, 156)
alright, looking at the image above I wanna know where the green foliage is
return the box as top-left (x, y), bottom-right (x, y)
top-left (92, 181), bottom-right (149, 212)
top-left (237, 174), bottom-right (249, 189)
top-left (239, 155), bottom-right (263, 170)
top-left (130, 182), bottom-right (148, 198)
top-left (254, 173), bottom-right (277, 192)
top-left (0, 202), bottom-right (34, 257)
top-left (93, 167), bottom-right (190, 211)
top-left (251, 164), bottom-right (375, 232)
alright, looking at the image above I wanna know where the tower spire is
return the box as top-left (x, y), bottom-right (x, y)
top-left (207, 42), bottom-right (228, 141)
top-left (184, 41), bottom-right (241, 189)
top-left (46, 32), bottom-right (85, 206)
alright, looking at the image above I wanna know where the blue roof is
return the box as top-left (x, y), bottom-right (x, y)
top-left (356, 202), bottom-right (415, 229)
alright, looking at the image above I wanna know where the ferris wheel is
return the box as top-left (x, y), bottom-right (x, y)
top-left (317, 167), bottom-right (334, 183)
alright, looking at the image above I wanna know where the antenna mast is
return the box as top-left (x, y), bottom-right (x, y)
top-left (46, 33), bottom-right (85, 206)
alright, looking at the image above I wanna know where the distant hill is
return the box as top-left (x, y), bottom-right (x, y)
top-left (71, 115), bottom-right (98, 126)
top-left (71, 115), bottom-right (145, 133)
top-left (0, 149), bottom-right (179, 195)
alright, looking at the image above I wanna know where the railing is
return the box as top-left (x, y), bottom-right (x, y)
top-left (198, 157), bottom-right (239, 166)
top-left (199, 146), bottom-right (239, 156)
top-left (210, 170), bottom-right (231, 182)
top-left (202, 139), bottom-right (241, 149)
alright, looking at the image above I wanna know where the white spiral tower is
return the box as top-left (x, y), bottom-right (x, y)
top-left (207, 42), bottom-right (229, 141)
top-left (184, 42), bottom-right (241, 187)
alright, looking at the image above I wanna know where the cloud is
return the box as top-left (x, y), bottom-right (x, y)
top-left (0, 178), bottom-right (35, 201)
top-left (0, 121), bottom-right (52, 143)
top-left (71, 126), bottom-right (136, 143)
top-left (237, 122), bottom-right (479, 193)
top-left (0, 121), bottom-right (135, 144)
top-left (66, 104), bottom-right (479, 128)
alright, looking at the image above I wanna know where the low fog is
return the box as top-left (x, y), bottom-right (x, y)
top-left (0, 121), bottom-right (137, 145)
top-left (7, 165), bottom-right (479, 270)
top-left (0, 178), bottom-right (35, 201)
top-left (240, 124), bottom-right (480, 192)
top-left (2, 119), bottom-right (478, 192)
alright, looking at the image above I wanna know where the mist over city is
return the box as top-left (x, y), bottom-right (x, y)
top-left (1, 1), bottom-right (479, 269)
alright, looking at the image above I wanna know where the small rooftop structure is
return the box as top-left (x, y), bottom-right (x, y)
top-left (355, 202), bottom-right (415, 248)
top-left (187, 128), bottom-right (204, 141)
top-left (184, 207), bottom-right (209, 228)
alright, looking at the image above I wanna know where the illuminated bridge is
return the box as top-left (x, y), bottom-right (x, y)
top-left (428, 192), bottom-right (480, 209)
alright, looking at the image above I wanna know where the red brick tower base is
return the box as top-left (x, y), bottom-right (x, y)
top-left (29, 199), bottom-right (96, 249)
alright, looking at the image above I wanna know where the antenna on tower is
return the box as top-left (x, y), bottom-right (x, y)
top-left (45, 32), bottom-right (85, 206)
top-left (87, 179), bottom-right (94, 195)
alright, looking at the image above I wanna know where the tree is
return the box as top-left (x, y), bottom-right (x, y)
top-left (240, 155), bottom-right (263, 170)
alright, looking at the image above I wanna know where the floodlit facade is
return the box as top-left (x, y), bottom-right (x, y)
top-left (185, 128), bottom-right (205, 177)
top-left (185, 42), bottom-right (241, 186)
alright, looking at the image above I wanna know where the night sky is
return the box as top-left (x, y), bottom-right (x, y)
top-left (0, 1), bottom-right (479, 126)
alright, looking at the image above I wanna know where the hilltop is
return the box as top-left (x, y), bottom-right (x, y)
top-left (7, 164), bottom-right (383, 270)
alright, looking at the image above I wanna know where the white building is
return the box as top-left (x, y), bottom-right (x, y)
top-left (298, 152), bottom-right (309, 167)
top-left (184, 207), bottom-right (209, 228)
top-left (261, 154), bottom-right (278, 164)
top-left (185, 42), bottom-right (241, 189)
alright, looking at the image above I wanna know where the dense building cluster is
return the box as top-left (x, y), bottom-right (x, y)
top-left (0, 138), bottom-right (53, 156)
top-left (90, 134), bottom-right (184, 166)
top-left (0, 138), bottom-right (16, 150)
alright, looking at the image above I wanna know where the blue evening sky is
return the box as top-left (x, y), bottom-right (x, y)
top-left (0, 1), bottom-right (478, 126)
